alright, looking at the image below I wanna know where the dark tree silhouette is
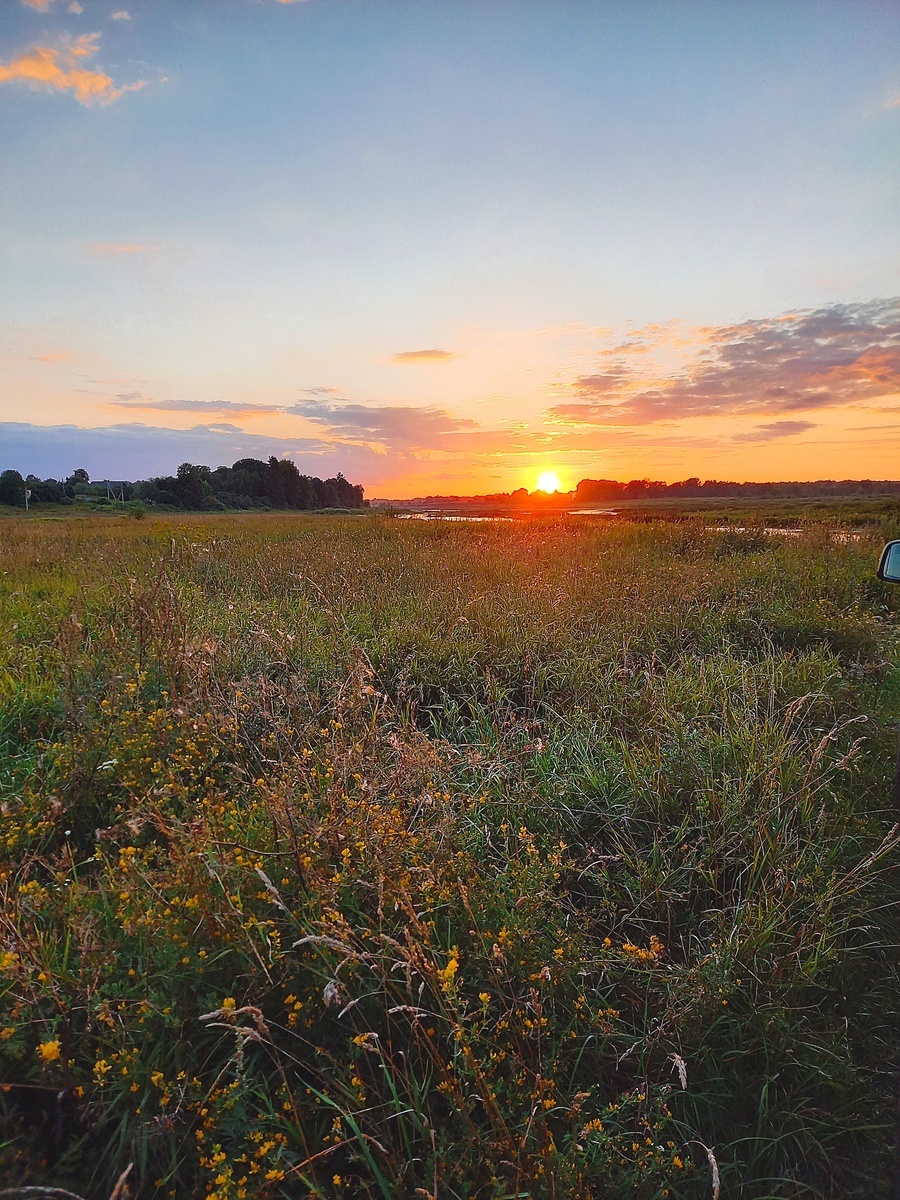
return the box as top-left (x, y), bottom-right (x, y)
top-left (0, 469), bottom-right (26, 507)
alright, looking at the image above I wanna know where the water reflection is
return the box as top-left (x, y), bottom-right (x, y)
top-left (395, 513), bottom-right (514, 522)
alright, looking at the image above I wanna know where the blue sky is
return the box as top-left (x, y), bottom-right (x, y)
top-left (2, 0), bottom-right (899, 494)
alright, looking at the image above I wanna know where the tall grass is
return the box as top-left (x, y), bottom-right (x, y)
top-left (0, 514), bottom-right (898, 1199)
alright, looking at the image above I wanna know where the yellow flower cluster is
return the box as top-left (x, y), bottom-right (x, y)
top-left (437, 946), bottom-right (460, 992)
top-left (38, 1039), bottom-right (61, 1063)
top-left (622, 935), bottom-right (665, 962)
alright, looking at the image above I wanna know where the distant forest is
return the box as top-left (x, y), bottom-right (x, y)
top-left (571, 477), bottom-right (900, 502)
top-left (401, 477), bottom-right (900, 506)
top-left (0, 457), bottom-right (366, 511)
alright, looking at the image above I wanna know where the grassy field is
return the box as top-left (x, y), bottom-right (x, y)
top-left (374, 495), bottom-right (900, 535)
top-left (575, 497), bottom-right (900, 534)
top-left (1, 513), bottom-right (898, 1200)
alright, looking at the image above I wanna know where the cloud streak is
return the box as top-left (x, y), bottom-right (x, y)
top-left (0, 33), bottom-right (146, 106)
top-left (110, 394), bottom-right (283, 415)
top-left (88, 242), bottom-right (156, 257)
top-left (391, 349), bottom-right (458, 363)
top-left (551, 298), bottom-right (900, 426)
top-left (289, 400), bottom-right (478, 446)
top-left (733, 420), bottom-right (818, 443)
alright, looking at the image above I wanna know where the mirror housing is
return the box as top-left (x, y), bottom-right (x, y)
top-left (877, 540), bottom-right (900, 583)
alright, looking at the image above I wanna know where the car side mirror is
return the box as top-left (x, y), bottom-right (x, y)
top-left (877, 540), bottom-right (900, 583)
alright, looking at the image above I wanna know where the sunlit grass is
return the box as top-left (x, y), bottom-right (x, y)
top-left (0, 513), bottom-right (898, 1198)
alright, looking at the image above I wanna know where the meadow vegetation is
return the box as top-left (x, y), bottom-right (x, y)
top-left (0, 513), bottom-right (898, 1199)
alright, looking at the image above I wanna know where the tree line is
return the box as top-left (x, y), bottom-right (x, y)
top-left (0, 458), bottom-right (366, 511)
top-left (571, 477), bottom-right (900, 502)
top-left (401, 477), bottom-right (900, 507)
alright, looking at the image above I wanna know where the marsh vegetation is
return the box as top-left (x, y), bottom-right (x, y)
top-left (1, 514), bottom-right (898, 1199)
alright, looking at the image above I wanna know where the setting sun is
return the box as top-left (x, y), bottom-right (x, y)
top-left (536, 471), bottom-right (562, 494)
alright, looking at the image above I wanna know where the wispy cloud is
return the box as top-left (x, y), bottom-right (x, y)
top-left (733, 421), bottom-right (818, 443)
top-left (110, 394), bottom-right (282, 415)
top-left (0, 33), bottom-right (146, 106)
top-left (20, 0), bottom-right (54, 10)
top-left (68, 3), bottom-right (83, 12)
top-left (563, 370), bottom-right (628, 396)
top-left (32, 350), bottom-right (74, 364)
top-left (111, 11), bottom-right (131, 19)
top-left (391, 349), bottom-right (458, 363)
top-left (88, 242), bottom-right (156, 256)
top-left (551, 298), bottom-right (900, 426)
top-left (289, 400), bottom-right (477, 445)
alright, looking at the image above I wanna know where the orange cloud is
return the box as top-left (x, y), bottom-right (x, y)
top-left (20, 0), bottom-right (85, 7)
top-left (88, 242), bottom-right (156, 256)
top-left (391, 349), bottom-right (458, 363)
top-left (32, 351), bottom-right (74, 363)
top-left (0, 34), bottom-right (146, 106)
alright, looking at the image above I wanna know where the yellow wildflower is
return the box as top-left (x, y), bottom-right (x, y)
top-left (38, 1039), bottom-right (61, 1063)
top-left (437, 947), bottom-right (460, 992)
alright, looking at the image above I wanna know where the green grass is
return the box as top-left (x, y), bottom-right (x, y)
top-left (0, 513), bottom-right (898, 1199)
top-left (570, 494), bottom-right (900, 534)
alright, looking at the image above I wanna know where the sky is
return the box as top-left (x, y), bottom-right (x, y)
top-left (1, 0), bottom-right (899, 497)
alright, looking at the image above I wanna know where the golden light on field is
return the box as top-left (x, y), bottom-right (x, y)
top-left (536, 471), bottom-right (562, 494)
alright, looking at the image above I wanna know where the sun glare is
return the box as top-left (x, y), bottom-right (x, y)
top-left (536, 471), bottom-right (562, 494)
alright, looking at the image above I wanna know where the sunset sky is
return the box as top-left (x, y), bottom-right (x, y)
top-left (2, 0), bottom-right (899, 496)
